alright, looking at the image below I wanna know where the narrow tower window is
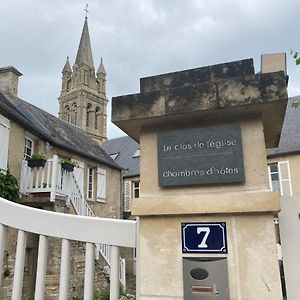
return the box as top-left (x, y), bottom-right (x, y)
top-left (86, 103), bottom-right (92, 127)
top-left (95, 107), bottom-right (100, 130)
top-left (72, 104), bottom-right (77, 125)
top-left (65, 106), bottom-right (70, 123)
top-left (67, 79), bottom-right (71, 91)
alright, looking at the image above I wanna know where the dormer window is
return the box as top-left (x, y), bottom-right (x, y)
top-left (133, 149), bottom-right (140, 158)
top-left (109, 153), bottom-right (119, 160)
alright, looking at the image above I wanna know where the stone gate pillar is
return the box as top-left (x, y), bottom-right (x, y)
top-left (112, 58), bottom-right (288, 300)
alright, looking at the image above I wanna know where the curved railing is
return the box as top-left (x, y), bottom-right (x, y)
top-left (0, 197), bottom-right (137, 300)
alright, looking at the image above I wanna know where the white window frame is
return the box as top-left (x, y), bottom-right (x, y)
top-left (87, 167), bottom-right (94, 200)
top-left (132, 180), bottom-right (140, 199)
top-left (0, 114), bottom-right (10, 172)
top-left (268, 161), bottom-right (293, 196)
top-left (96, 167), bottom-right (106, 203)
top-left (23, 136), bottom-right (34, 160)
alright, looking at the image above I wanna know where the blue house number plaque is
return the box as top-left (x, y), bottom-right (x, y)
top-left (182, 222), bottom-right (228, 253)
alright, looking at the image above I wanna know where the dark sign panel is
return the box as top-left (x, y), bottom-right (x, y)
top-left (182, 222), bottom-right (227, 254)
top-left (157, 124), bottom-right (244, 186)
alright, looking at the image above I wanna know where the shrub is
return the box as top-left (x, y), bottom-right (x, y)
top-left (0, 172), bottom-right (19, 202)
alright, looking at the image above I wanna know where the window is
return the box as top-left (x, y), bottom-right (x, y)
top-left (268, 161), bottom-right (292, 196)
top-left (133, 149), bottom-right (140, 158)
top-left (109, 152), bottom-right (119, 160)
top-left (86, 103), bottom-right (92, 127)
top-left (65, 106), bottom-right (70, 122)
top-left (124, 180), bottom-right (140, 212)
top-left (95, 107), bottom-right (100, 130)
top-left (72, 104), bottom-right (77, 125)
top-left (133, 181), bottom-right (140, 198)
top-left (96, 167), bottom-right (106, 202)
top-left (24, 137), bottom-right (34, 160)
top-left (0, 114), bottom-right (10, 171)
top-left (268, 163), bottom-right (280, 192)
top-left (87, 167), bottom-right (94, 199)
top-left (67, 79), bottom-right (71, 91)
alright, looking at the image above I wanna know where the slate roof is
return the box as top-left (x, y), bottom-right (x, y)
top-left (0, 91), bottom-right (121, 169)
top-left (102, 136), bottom-right (140, 177)
top-left (267, 96), bottom-right (300, 157)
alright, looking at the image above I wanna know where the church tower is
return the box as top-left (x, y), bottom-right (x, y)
top-left (58, 17), bottom-right (107, 144)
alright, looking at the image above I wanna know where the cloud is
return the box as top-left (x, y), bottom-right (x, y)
top-left (1, 0), bottom-right (299, 139)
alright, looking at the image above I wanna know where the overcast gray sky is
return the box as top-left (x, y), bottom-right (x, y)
top-left (1, 0), bottom-right (299, 138)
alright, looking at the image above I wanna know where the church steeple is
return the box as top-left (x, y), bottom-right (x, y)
top-left (75, 17), bottom-right (94, 69)
top-left (58, 17), bottom-right (108, 145)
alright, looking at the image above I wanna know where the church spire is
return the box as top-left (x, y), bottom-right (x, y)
top-left (75, 17), bottom-right (94, 69)
top-left (62, 56), bottom-right (72, 74)
top-left (97, 57), bottom-right (106, 75)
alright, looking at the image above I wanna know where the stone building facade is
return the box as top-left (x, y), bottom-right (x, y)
top-left (0, 65), bottom-right (121, 299)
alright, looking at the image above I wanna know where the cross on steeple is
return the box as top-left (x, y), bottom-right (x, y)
top-left (84, 3), bottom-right (89, 18)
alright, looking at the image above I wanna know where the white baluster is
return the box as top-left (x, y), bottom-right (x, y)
top-left (35, 235), bottom-right (48, 300)
top-left (46, 160), bottom-right (52, 188)
top-left (12, 230), bottom-right (27, 300)
top-left (110, 246), bottom-right (120, 300)
top-left (35, 167), bottom-right (40, 189)
top-left (29, 168), bottom-right (34, 190)
top-left (59, 238), bottom-right (70, 300)
top-left (50, 155), bottom-right (58, 202)
top-left (0, 224), bottom-right (7, 285)
top-left (41, 164), bottom-right (46, 190)
top-left (84, 242), bottom-right (95, 300)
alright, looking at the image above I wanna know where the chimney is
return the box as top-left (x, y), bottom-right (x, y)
top-left (261, 53), bottom-right (287, 74)
top-left (0, 66), bottom-right (22, 96)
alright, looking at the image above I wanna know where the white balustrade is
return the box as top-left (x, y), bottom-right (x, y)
top-left (19, 155), bottom-right (127, 289)
top-left (0, 197), bottom-right (137, 299)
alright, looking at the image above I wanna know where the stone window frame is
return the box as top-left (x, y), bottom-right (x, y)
top-left (65, 105), bottom-right (70, 123)
top-left (72, 103), bottom-right (77, 125)
top-left (86, 103), bottom-right (92, 128)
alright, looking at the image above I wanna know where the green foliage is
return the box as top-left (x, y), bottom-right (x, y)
top-left (290, 49), bottom-right (300, 65)
top-left (292, 100), bottom-right (299, 108)
top-left (30, 153), bottom-right (46, 160)
top-left (0, 171), bottom-right (19, 202)
top-left (60, 157), bottom-right (78, 166)
top-left (94, 288), bottom-right (110, 300)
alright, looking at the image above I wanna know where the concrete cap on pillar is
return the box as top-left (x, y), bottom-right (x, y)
top-left (112, 58), bottom-right (288, 148)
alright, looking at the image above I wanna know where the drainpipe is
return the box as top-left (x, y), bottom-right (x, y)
top-left (119, 169), bottom-right (127, 219)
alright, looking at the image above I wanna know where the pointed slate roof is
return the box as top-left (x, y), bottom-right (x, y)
top-left (75, 17), bottom-right (94, 68)
top-left (97, 57), bottom-right (106, 75)
top-left (62, 56), bottom-right (72, 73)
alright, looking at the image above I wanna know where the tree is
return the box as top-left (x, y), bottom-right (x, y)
top-left (290, 50), bottom-right (300, 108)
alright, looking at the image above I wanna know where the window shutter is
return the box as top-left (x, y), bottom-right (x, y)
top-left (97, 167), bottom-right (106, 201)
top-left (124, 180), bottom-right (132, 212)
top-left (0, 115), bottom-right (10, 172)
top-left (73, 161), bottom-right (84, 197)
top-left (278, 161), bottom-right (292, 196)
